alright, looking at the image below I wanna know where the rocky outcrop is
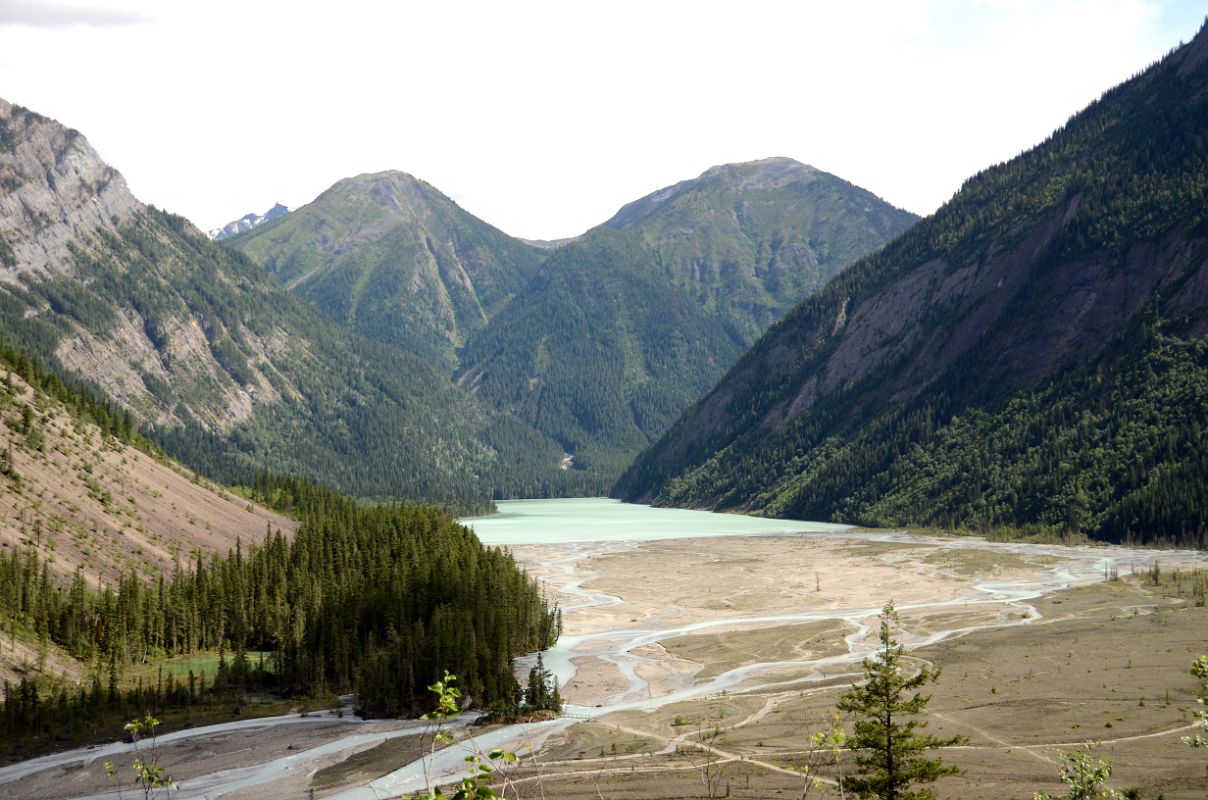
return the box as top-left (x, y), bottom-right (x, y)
top-left (0, 98), bottom-right (139, 281)
top-left (0, 98), bottom-right (292, 430)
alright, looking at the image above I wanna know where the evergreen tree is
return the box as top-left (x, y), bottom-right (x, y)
top-left (837, 602), bottom-right (964, 800)
top-left (526, 653), bottom-right (546, 709)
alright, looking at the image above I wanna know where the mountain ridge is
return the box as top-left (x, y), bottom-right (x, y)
top-left (231, 169), bottom-right (547, 372)
top-left (614, 22), bottom-right (1208, 546)
top-left (0, 101), bottom-right (570, 500)
top-left (208, 202), bottom-right (289, 240)
top-left (453, 157), bottom-right (916, 482)
top-left (229, 156), bottom-right (915, 488)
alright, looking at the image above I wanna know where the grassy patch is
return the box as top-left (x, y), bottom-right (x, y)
top-left (127, 651), bottom-right (275, 683)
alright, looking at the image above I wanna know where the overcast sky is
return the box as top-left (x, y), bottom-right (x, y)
top-left (0, 1), bottom-right (1203, 240)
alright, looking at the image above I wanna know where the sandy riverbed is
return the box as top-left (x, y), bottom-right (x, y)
top-left (7, 526), bottom-right (1201, 799)
top-left (511, 532), bottom-right (1095, 707)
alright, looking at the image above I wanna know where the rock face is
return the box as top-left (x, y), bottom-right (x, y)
top-left (614, 23), bottom-right (1208, 545)
top-left (208, 202), bottom-right (289, 241)
top-left (0, 99), bottom-right (139, 280)
top-left (0, 98), bottom-right (264, 431)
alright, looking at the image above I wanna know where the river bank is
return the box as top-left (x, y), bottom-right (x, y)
top-left (3, 500), bottom-right (1204, 798)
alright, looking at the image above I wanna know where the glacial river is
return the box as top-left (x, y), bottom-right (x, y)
top-left (2, 499), bottom-right (1201, 800)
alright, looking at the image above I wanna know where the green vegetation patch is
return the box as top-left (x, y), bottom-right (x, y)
top-left (127, 651), bottom-right (275, 683)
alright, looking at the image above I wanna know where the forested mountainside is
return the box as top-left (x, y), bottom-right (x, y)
top-left (0, 333), bottom-right (293, 690)
top-left (0, 336), bottom-right (554, 748)
top-left (0, 471), bottom-right (554, 751)
top-left (616, 23), bottom-right (1208, 547)
top-left (603, 157), bottom-right (919, 344)
top-left (455, 159), bottom-right (916, 482)
top-left (0, 98), bottom-right (570, 500)
top-left (457, 228), bottom-right (744, 477)
top-left (231, 172), bottom-right (546, 372)
top-left (230, 158), bottom-right (913, 488)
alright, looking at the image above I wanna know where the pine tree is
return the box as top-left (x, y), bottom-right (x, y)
top-left (837, 601), bottom-right (964, 800)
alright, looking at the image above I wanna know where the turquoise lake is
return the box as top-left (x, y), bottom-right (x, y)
top-left (461, 497), bottom-right (850, 546)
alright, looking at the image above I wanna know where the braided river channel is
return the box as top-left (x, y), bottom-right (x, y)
top-left (4, 498), bottom-right (1203, 799)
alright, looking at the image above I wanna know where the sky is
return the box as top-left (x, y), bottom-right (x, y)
top-left (0, 1), bottom-right (1204, 240)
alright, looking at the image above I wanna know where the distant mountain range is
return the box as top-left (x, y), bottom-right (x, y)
top-left (208, 202), bottom-right (289, 241)
top-left (0, 98), bottom-right (566, 501)
top-left (20, 15), bottom-right (1208, 541)
top-left (615, 22), bottom-right (1208, 547)
top-left (0, 94), bottom-right (910, 497)
top-left (231, 158), bottom-right (915, 480)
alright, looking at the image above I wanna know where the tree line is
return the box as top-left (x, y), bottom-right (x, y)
top-left (0, 471), bottom-right (556, 750)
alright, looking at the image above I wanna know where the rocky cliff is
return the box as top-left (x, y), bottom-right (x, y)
top-left (0, 99), bottom-right (138, 280)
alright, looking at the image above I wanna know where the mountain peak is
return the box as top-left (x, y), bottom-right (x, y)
top-left (314, 169), bottom-right (452, 221)
top-left (698, 157), bottom-right (819, 188)
top-left (335, 169), bottom-right (436, 195)
top-left (605, 157), bottom-right (835, 230)
top-left (209, 202), bottom-right (288, 240)
top-left (230, 167), bottom-right (548, 372)
top-left (0, 99), bottom-right (139, 279)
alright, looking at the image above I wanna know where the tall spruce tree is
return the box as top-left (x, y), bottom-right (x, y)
top-left (837, 601), bottom-right (964, 800)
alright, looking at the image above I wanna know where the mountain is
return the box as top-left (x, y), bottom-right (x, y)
top-left (0, 98), bottom-right (566, 500)
top-left (457, 159), bottom-right (917, 482)
top-left (457, 228), bottom-right (744, 478)
top-left (230, 172), bottom-right (547, 371)
top-left (0, 338), bottom-right (296, 585)
top-left (226, 159), bottom-right (913, 488)
top-left (604, 157), bottom-right (918, 344)
top-left (208, 202), bottom-right (289, 240)
top-left (615, 24), bottom-right (1208, 547)
top-left (0, 335), bottom-right (298, 688)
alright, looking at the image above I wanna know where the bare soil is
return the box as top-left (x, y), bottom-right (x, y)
top-left (498, 535), bottom-right (1208, 799)
top-left (8, 531), bottom-right (1205, 799)
top-left (0, 375), bottom-right (296, 587)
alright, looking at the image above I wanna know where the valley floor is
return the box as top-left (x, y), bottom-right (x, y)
top-left (7, 529), bottom-right (1206, 799)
